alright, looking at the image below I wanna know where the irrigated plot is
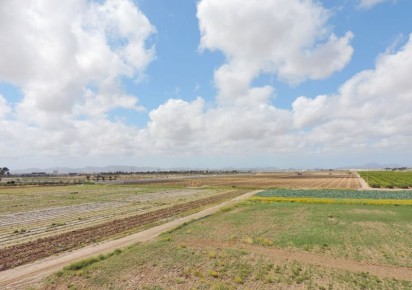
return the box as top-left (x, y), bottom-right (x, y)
top-left (0, 184), bottom-right (225, 249)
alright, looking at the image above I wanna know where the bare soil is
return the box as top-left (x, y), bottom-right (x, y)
top-left (0, 190), bottom-right (241, 271)
top-left (0, 190), bottom-right (260, 289)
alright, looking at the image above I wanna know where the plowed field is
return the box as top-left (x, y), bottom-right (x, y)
top-left (0, 190), bottom-right (241, 271)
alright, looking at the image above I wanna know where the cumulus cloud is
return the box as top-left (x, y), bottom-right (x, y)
top-left (0, 0), bottom-right (155, 128)
top-left (144, 32), bottom-right (412, 159)
top-left (197, 0), bottom-right (353, 105)
top-left (1, 0), bottom-right (411, 167)
top-left (292, 34), bottom-right (412, 152)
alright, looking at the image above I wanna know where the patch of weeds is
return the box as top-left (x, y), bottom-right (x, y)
top-left (142, 286), bottom-right (164, 290)
top-left (64, 257), bottom-right (100, 271)
top-left (64, 249), bottom-right (122, 271)
top-left (208, 251), bottom-right (218, 259)
top-left (56, 270), bottom-right (64, 277)
top-left (208, 270), bottom-right (219, 277)
top-left (211, 283), bottom-right (231, 290)
top-left (242, 236), bottom-right (254, 244)
top-left (255, 237), bottom-right (274, 246)
top-left (234, 275), bottom-right (244, 284)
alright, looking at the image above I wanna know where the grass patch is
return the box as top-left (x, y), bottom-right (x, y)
top-left (41, 200), bottom-right (412, 290)
top-left (63, 249), bottom-right (122, 271)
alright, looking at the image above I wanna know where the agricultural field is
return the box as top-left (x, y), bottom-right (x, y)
top-left (161, 171), bottom-right (360, 190)
top-left (37, 193), bottom-right (412, 290)
top-left (0, 171), bottom-right (359, 255)
top-left (254, 189), bottom-right (412, 205)
top-left (0, 183), bottom-right (233, 250)
top-left (359, 171), bottom-right (412, 189)
top-left (2, 173), bottom-right (408, 289)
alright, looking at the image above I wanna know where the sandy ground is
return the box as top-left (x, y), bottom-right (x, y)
top-left (0, 190), bottom-right (261, 289)
top-left (356, 173), bottom-right (371, 190)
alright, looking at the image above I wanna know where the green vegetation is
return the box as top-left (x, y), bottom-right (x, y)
top-left (64, 249), bottom-right (122, 271)
top-left (42, 200), bottom-right (412, 289)
top-left (257, 189), bottom-right (412, 200)
top-left (359, 171), bottom-right (412, 189)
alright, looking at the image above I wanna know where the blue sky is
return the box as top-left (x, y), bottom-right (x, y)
top-left (0, 0), bottom-right (412, 170)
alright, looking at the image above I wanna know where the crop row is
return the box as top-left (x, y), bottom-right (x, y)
top-left (359, 171), bottom-right (412, 189)
top-left (256, 189), bottom-right (412, 200)
top-left (0, 190), bottom-right (241, 271)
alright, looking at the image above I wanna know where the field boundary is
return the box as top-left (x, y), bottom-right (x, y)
top-left (356, 173), bottom-right (371, 190)
top-left (0, 190), bottom-right (261, 289)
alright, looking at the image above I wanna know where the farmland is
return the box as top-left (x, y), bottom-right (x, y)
top-left (359, 171), bottom-right (412, 189)
top-left (0, 184), bottom-right (231, 250)
top-left (254, 189), bottom-right (412, 205)
top-left (38, 197), bottom-right (412, 290)
top-left (1, 171), bottom-right (411, 289)
top-left (0, 171), bottom-right (358, 254)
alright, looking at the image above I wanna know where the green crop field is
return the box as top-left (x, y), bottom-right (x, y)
top-left (257, 189), bottom-right (412, 200)
top-left (359, 171), bottom-right (412, 189)
top-left (40, 198), bottom-right (412, 290)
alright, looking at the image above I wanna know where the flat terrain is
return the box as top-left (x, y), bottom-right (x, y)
top-left (2, 171), bottom-right (409, 289)
top-left (36, 199), bottom-right (412, 289)
top-left (0, 172), bottom-right (359, 250)
top-left (0, 190), bottom-right (260, 289)
top-left (0, 184), bottom-right (227, 249)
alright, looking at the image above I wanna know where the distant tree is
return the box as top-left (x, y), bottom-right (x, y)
top-left (0, 167), bottom-right (10, 181)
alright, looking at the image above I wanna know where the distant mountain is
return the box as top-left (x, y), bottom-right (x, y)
top-left (11, 166), bottom-right (161, 174)
top-left (337, 162), bottom-right (408, 170)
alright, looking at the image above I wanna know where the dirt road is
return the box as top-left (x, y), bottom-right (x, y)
top-left (356, 173), bottom-right (371, 190)
top-left (0, 190), bottom-right (261, 289)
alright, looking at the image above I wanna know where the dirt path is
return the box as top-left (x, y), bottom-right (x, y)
top-left (185, 239), bottom-right (412, 282)
top-left (0, 190), bottom-right (261, 289)
top-left (356, 173), bottom-right (371, 190)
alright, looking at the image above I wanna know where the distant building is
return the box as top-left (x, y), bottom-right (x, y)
top-left (31, 172), bottom-right (47, 176)
top-left (53, 170), bottom-right (58, 175)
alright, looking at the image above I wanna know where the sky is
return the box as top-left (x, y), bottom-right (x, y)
top-left (1, 0), bottom-right (412, 170)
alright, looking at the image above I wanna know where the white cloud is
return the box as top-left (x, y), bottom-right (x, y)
top-left (197, 0), bottom-right (353, 105)
top-left (292, 34), bottom-right (412, 152)
top-left (0, 0), bottom-right (155, 128)
top-left (147, 98), bottom-right (206, 150)
top-left (0, 95), bottom-right (11, 118)
top-left (358, 0), bottom-right (392, 9)
top-left (1, 0), bottom-right (411, 168)
top-left (144, 33), bottom-right (412, 161)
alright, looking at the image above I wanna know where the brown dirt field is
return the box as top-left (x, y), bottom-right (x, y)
top-left (0, 190), bottom-right (242, 272)
top-left (118, 172), bottom-right (360, 190)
